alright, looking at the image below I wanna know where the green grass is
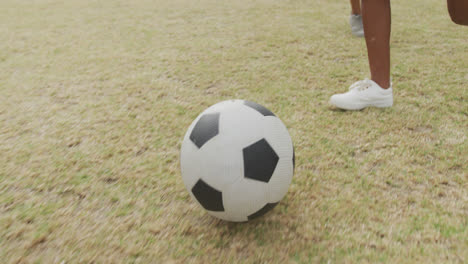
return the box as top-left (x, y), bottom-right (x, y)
top-left (0, 0), bottom-right (467, 263)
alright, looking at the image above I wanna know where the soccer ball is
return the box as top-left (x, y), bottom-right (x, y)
top-left (180, 100), bottom-right (295, 222)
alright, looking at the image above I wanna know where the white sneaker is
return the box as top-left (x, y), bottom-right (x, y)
top-left (350, 14), bottom-right (364, 37)
top-left (330, 79), bottom-right (393, 110)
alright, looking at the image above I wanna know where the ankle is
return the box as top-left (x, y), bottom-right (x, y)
top-left (372, 79), bottom-right (391, 89)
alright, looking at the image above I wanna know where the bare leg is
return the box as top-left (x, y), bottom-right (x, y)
top-left (350, 0), bottom-right (361, 15)
top-left (447, 0), bottom-right (468, 25)
top-left (361, 0), bottom-right (391, 89)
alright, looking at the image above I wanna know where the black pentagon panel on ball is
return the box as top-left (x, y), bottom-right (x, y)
top-left (247, 202), bottom-right (279, 220)
top-left (243, 101), bottom-right (276, 117)
top-left (191, 179), bottom-right (224, 212)
top-left (243, 138), bottom-right (279, 183)
top-left (189, 113), bottom-right (220, 148)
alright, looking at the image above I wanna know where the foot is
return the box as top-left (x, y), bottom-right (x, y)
top-left (330, 79), bottom-right (393, 110)
top-left (350, 14), bottom-right (364, 37)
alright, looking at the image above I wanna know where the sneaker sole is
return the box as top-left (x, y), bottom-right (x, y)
top-left (330, 99), bottom-right (393, 110)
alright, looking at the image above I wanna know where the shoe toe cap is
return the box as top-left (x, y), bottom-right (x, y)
top-left (330, 93), bottom-right (362, 110)
top-left (330, 94), bottom-right (344, 106)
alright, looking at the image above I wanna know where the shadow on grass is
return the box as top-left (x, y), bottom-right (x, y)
top-left (200, 201), bottom-right (301, 242)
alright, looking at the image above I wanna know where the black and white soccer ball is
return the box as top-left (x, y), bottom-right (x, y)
top-left (180, 100), bottom-right (294, 222)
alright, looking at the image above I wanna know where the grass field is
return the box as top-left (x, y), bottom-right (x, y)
top-left (1, 0), bottom-right (467, 263)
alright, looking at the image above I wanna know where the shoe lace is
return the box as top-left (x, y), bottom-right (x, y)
top-left (349, 79), bottom-right (372, 92)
